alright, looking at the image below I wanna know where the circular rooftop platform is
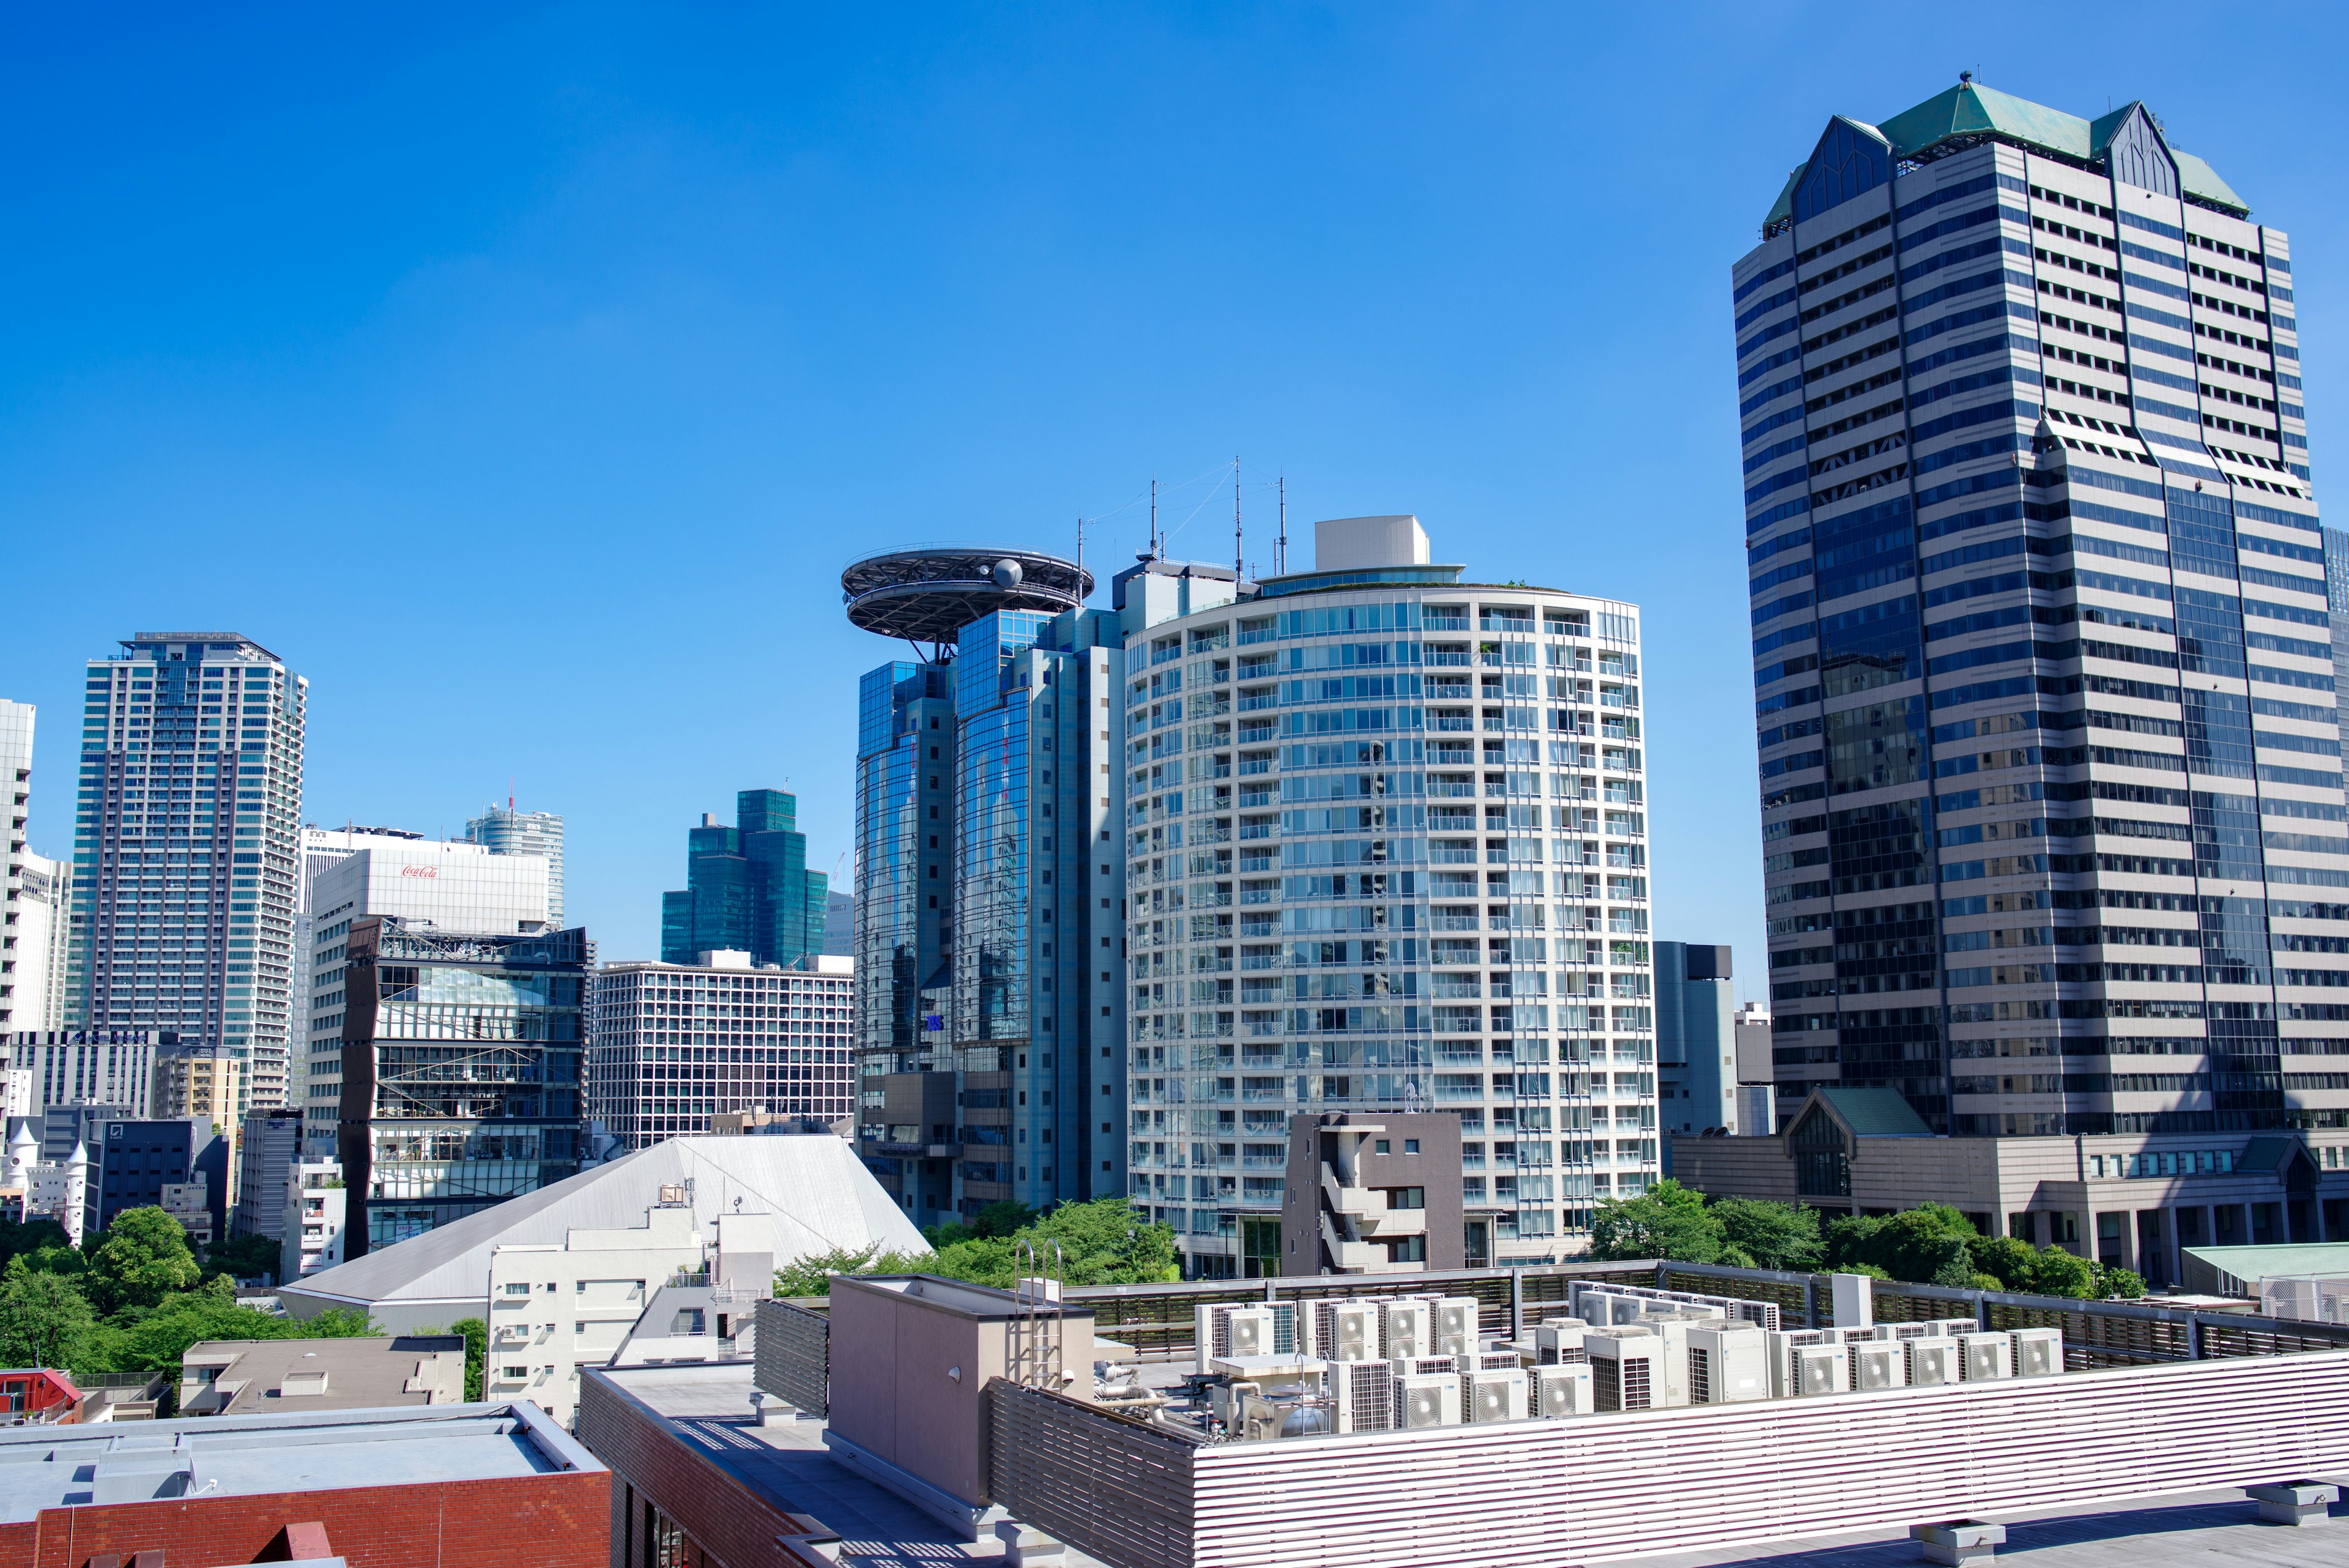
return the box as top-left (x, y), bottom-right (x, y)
top-left (841, 546), bottom-right (1093, 643)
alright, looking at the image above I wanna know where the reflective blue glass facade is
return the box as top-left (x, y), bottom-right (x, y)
top-left (659, 790), bottom-right (829, 968)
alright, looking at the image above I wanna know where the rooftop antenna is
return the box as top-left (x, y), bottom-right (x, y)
top-left (1075, 514), bottom-right (1087, 593)
top-left (1151, 476), bottom-right (1160, 560)
top-left (1277, 473), bottom-right (1287, 576)
top-left (1233, 455), bottom-right (1243, 582)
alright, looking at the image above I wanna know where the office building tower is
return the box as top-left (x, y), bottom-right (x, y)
top-left (2326, 528), bottom-right (2349, 741)
top-left (90, 1115), bottom-right (227, 1240)
top-left (234, 1105), bottom-right (303, 1243)
top-left (843, 546), bottom-right (1123, 1223)
top-left (659, 791), bottom-right (829, 970)
top-left (1121, 515), bottom-right (1658, 1276)
top-left (293, 825), bottom-right (425, 1130)
top-left (13, 853), bottom-right (69, 1032)
top-left (7, 1031), bottom-right (160, 1117)
top-left (334, 916), bottom-right (589, 1255)
top-left (585, 949), bottom-right (855, 1151)
top-left (69, 633), bottom-right (306, 1116)
top-left (1734, 81), bottom-right (2342, 1148)
top-left (2, 702), bottom-right (39, 1035)
top-left (40, 1101), bottom-right (139, 1165)
top-left (152, 1039), bottom-right (242, 1131)
top-left (302, 834), bottom-right (552, 1157)
top-left (466, 804), bottom-right (568, 926)
top-left (1657, 944), bottom-right (1737, 1156)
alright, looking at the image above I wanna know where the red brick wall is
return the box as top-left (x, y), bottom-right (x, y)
top-left (0, 1470), bottom-right (607, 1568)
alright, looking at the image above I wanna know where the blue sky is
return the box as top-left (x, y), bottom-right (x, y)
top-left (2, 4), bottom-right (2340, 989)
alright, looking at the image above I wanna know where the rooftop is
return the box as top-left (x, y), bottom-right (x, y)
top-left (178, 1335), bottom-right (466, 1418)
top-left (280, 1135), bottom-right (921, 1324)
top-left (599, 1361), bottom-right (1109, 1566)
top-left (0, 1402), bottom-right (597, 1522)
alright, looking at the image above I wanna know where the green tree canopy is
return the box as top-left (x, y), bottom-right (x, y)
top-left (202, 1233), bottom-right (283, 1285)
top-left (84, 1208), bottom-right (203, 1317)
top-left (0, 1261), bottom-right (98, 1371)
top-left (1710, 1197), bottom-right (1823, 1273)
top-left (1589, 1180), bottom-right (1724, 1264)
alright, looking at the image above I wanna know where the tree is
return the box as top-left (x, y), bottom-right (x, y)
top-left (84, 1208), bottom-right (202, 1317)
top-left (0, 1262), bottom-right (97, 1370)
top-left (771, 1244), bottom-right (935, 1299)
top-left (2024, 1246), bottom-right (2097, 1300)
top-left (203, 1233), bottom-right (282, 1284)
top-left (2093, 1263), bottom-right (2146, 1300)
top-left (1588, 1180), bottom-right (1724, 1264)
top-left (971, 1201), bottom-right (1036, 1239)
top-left (1710, 1198), bottom-right (1823, 1273)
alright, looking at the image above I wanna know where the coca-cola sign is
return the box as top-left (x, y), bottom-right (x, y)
top-left (400, 866), bottom-right (439, 879)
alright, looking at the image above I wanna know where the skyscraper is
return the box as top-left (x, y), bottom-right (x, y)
top-left (1735, 82), bottom-right (2343, 1150)
top-left (843, 546), bottom-right (1123, 1224)
top-left (69, 634), bottom-right (306, 1115)
top-left (300, 831), bottom-right (552, 1156)
top-left (659, 790), bottom-right (828, 969)
top-left (1655, 943), bottom-right (1737, 1157)
top-left (465, 804), bottom-right (567, 926)
top-left (1121, 516), bottom-right (1657, 1276)
top-left (1, 701), bottom-right (49, 1034)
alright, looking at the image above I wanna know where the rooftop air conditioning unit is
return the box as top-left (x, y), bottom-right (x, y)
top-left (1903, 1336), bottom-right (1959, 1388)
top-left (1226, 1307), bottom-right (1274, 1359)
top-left (1463, 1365), bottom-right (1529, 1424)
top-left (1533, 1362), bottom-right (1594, 1419)
top-left (1959, 1331), bottom-right (2013, 1382)
top-left (1848, 1340), bottom-right (1906, 1392)
top-left (1433, 1296), bottom-right (1479, 1359)
top-left (1537, 1323), bottom-right (1589, 1365)
top-left (1393, 1370), bottom-right (1463, 1429)
top-left (1382, 1299), bottom-right (1433, 1360)
top-left (1195, 1302), bottom-right (1297, 1374)
top-left (1879, 1317), bottom-right (1980, 1342)
top-left (1762, 1330), bottom-right (1829, 1397)
top-left (1392, 1355), bottom-right (1459, 1380)
top-left (1330, 1358), bottom-right (1394, 1435)
top-left (1318, 1302), bottom-right (1379, 1363)
top-left (1464, 1350), bottom-right (1520, 1373)
top-left (2010, 1327), bottom-right (2063, 1378)
top-left (1685, 1323), bottom-right (1768, 1404)
top-left (1783, 1342), bottom-right (1849, 1399)
top-left (1586, 1330), bottom-right (1664, 1412)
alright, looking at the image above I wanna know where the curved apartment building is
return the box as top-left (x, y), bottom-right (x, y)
top-left (1118, 515), bottom-right (1657, 1275)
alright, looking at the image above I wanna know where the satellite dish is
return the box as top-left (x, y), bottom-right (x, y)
top-left (992, 557), bottom-right (1024, 590)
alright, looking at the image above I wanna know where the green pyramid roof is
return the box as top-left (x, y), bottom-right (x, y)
top-left (1772, 81), bottom-right (2247, 228)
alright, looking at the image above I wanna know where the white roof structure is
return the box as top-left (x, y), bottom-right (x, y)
top-left (278, 1135), bottom-right (922, 1333)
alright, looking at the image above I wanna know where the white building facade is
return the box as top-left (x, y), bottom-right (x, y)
top-left (301, 836), bottom-right (551, 1155)
top-left (1121, 516), bottom-right (1659, 1277)
top-left (587, 952), bottom-right (855, 1151)
top-left (280, 1156), bottom-right (348, 1280)
top-left (465, 806), bottom-right (567, 927)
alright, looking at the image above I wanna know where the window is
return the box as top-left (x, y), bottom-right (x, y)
top-left (1403, 1138), bottom-right (1420, 1153)
top-left (1385, 1187), bottom-right (1426, 1209)
top-left (503, 1282), bottom-right (530, 1296)
top-left (1374, 1139), bottom-right (1390, 1154)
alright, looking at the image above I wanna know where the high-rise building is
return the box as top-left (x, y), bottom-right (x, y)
top-left (466, 804), bottom-right (568, 927)
top-left (1, 701), bottom-right (36, 1035)
top-left (585, 949), bottom-right (855, 1151)
top-left (1656, 943), bottom-right (1737, 1156)
top-left (334, 916), bottom-right (589, 1255)
top-left (294, 825), bottom-right (427, 1140)
top-left (843, 546), bottom-right (1124, 1224)
top-left (13, 853), bottom-right (69, 1032)
top-left (1121, 516), bottom-right (1657, 1276)
top-left (659, 791), bottom-right (828, 970)
top-left (6, 1031), bottom-right (160, 1117)
top-left (68, 633), bottom-right (306, 1117)
top-left (1733, 82), bottom-right (2343, 1147)
top-left (152, 1039), bottom-right (242, 1131)
top-left (234, 1105), bottom-right (304, 1244)
top-left (302, 834), bottom-right (552, 1157)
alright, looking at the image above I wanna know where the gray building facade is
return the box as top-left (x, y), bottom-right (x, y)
top-left (1657, 942), bottom-right (1737, 1157)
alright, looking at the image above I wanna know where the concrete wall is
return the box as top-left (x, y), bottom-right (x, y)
top-left (826, 1274), bottom-right (1096, 1509)
top-left (1280, 1112), bottom-right (1463, 1276)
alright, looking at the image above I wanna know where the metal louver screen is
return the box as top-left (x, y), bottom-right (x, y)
top-left (1690, 1346), bottom-right (1712, 1405)
top-left (752, 1299), bottom-right (828, 1418)
top-left (1592, 1357), bottom-right (1622, 1413)
top-left (1621, 1358), bottom-right (1652, 1410)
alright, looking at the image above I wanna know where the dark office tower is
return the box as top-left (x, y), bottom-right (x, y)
top-left (1735, 78), bottom-right (2341, 1144)
top-left (658, 789), bottom-right (829, 968)
top-left (842, 547), bottom-right (1124, 1226)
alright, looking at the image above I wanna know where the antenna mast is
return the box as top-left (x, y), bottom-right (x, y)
top-left (1150, 476), bottom-right (1159, 559)
top-left (1233, 455), bottom-right (1242, 583)
top-left (1277, 473), bottom-right (1287, 576)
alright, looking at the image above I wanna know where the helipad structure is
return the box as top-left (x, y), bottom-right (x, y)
top-left (840, 544), bottom-right (1093, 650)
